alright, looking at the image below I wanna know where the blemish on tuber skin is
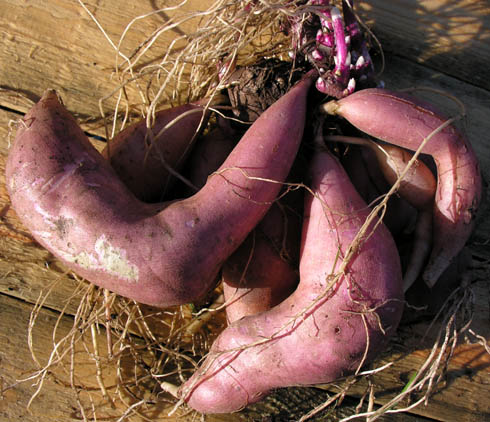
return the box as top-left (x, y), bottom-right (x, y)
top-left (69, 236), bottom-right (139, 282)
top-left (31, 202), bottom-right (139, 282)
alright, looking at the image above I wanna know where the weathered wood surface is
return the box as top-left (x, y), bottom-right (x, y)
top-left (0, 1), bottom-right (489, 421)
top-left (0, 0), bottom-right (208, 136)
top-left (1, 0), bottom-right (489, 117)
top-left (357, 0), bottom-right (490, 91)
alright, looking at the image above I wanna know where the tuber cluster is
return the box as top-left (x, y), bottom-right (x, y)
top-left (4, 0), bottom-right (482, 416)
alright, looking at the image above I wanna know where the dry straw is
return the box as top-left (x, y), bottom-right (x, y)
top-left (12, 1), bottom-right (488, 421)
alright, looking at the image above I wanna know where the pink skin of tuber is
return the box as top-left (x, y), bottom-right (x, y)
top-left (182, 119), bottom-right (300, 323)
top-left (222, 198), bottom-right (300, 323)
top-left (178, 147), bottom-right (404, 414)
top-left (102, 101), bottom-right (208, 201)
top-left (182, 118), bottom-right (238, 195)
top-left (326, 135), bottom-right (436, 291)
top-left (330, 6), bottom-right (350, 85)
top-left (6, 75), bottom-right (313, 307)
top-left (339, 143), bottom-right (417, 236)
top-left (323, 88), bottom-right (482, 286)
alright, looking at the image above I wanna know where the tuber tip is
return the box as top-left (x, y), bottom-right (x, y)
top-left (422, 255), bottom-right (451, 288)
top-left (40, 89), bottom-right (63, 106)
top-left (322, 100), bottom-right (340, 116)
top-left (160, 381), bottom-right (180, 398)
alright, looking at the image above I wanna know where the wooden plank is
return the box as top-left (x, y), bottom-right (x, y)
top-left (1, 1), bottom-right (489, 120)
top-left (0, 293), bottom-right (214, 422)
top-left (321, 336), bottom-right (490, 421)
top-left (0, 0), bottom-right (210, 135)
top-left (0, 293), bottom-right (123, 421)
top-left (358, 0), bottom-right (490, 91)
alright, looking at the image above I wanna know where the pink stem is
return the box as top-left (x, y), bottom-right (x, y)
top-left (331, 6), bottom-right (350, 85)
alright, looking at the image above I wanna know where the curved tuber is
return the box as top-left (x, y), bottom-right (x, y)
top-left (325, 135), bottom-right (436, 290)
top-left (6, 76), bottom-right (313, 307)
top-left (178, 147), bottom-right (404, 414)
top-left (323, 88), bottom-right (482, 286)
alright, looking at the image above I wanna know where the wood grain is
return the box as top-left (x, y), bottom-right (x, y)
top-left (1, 1), bottom-right (489, 117)
top-left (358, 0), bottom-right (490, 91)
top-left (0, 0), bottom-right (208, 134)
top-left (322, 341), bottom-right (490, 421)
